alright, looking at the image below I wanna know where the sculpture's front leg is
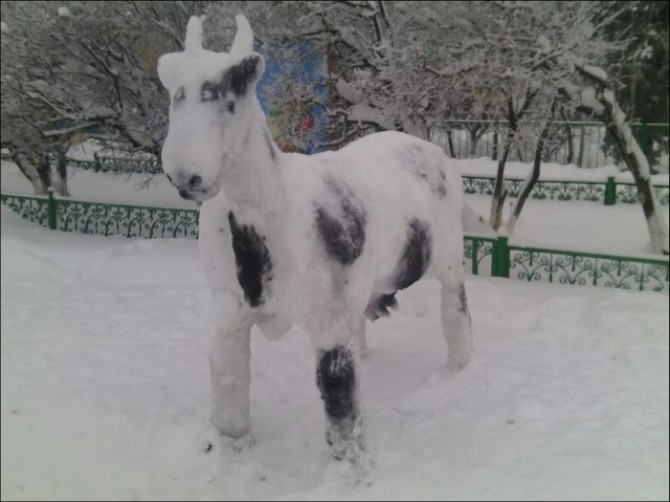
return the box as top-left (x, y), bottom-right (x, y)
top-left (316, 343), bottom-right (365, 462)
top-left (209, 298), bottom-right (253, 439)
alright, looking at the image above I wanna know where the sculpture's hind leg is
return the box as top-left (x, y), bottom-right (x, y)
top-left (439, 279), bottom-right (473, 371)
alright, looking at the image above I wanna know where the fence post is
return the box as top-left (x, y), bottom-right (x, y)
top-left (491, 235), bottom-right (510, 278)
top-left (93, 153), bottom-right (101, 172)
top-left (47, 187), bottom-right (57, 230)
top-left (604, 176), bottom-right (616, 205)
top-left (492, 122), bottom-right (498, 161)
top-left (577, 124), bottom-right (585, 168)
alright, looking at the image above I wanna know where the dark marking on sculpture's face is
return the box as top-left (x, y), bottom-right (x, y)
top-left (394, 218), bottom-right (432, 291)
top-left (226, 55), bottom-right (261, 97)
top-left (315, 176), bottom-right (366, 266)
top-left (228, 211), bottom-right (273, 307)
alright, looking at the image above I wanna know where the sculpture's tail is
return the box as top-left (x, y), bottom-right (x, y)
top-left (462, 201), bottom-right (494, 236)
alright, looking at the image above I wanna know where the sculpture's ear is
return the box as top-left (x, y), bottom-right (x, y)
top-left (157, 16), bottom-right (204, 92)
top-left (184, 16), bottom-right (204, 52)
top-left (229, 14), bottom-right (254, 57)
top-left (225, 53), bottom-right (266, 97)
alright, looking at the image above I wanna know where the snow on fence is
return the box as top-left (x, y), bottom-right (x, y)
top-left (2, 192), bottom-right (667, 293)
top-left (63, 157), bottom-right (670, 206)
top-left (433, 121), bottom-right (669, 171)
top-left (67, 154), bottom-right (163, 175)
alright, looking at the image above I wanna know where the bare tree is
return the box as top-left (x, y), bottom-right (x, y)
top-left (569, 64), bottom-right (669, 254)
top-left (1, 1), bottom-right (205, 194)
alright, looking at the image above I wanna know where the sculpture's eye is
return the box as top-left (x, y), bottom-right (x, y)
top-left (201, 81), bottom-right (220, 101)
top-left (174, 86), bottom-right (185, 102)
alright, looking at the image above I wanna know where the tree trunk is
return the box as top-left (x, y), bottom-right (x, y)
top-left (37, 153), bottom-right (53, 193)
top-left (468, 126), bottom-right (479, 157)
top-left (507, 119), bottom-right (551, 235)
top-left (489, 142), bottom-right (510, 231)
top-left (55, 150), bottom-right (70, 197)
top-left (605, 117), bottom-right (668, 254)
top-left (446, 129), bottom-right (456, 158)
top-left (576, 64), bottom-right (669, 255)
top-left (12, 152), bottom-right (48, 195)
top-left (565, 123), bottom-right (574, 164)
top-left (489, 91), bottom-right (536, 231)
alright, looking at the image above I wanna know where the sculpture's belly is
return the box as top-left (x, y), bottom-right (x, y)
top-left (254, 309), bottom-right (293, 341)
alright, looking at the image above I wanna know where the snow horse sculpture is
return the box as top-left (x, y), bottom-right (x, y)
top-left (157, 14), bottom-right (472, 463)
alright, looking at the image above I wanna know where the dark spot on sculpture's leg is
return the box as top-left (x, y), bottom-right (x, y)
top-left (228, 211), bottom-right (273, 307)
top-left (316, 346), bottom-right (357, 448)
top-left (458, 283), bottom-right (468, 313)
top-left (394, 219), bottom-right (432, 290)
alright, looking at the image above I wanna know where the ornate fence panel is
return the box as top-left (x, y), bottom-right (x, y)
top-left (55, 199), bottom-right (199, 238)
top-left (0, 193), bottom-right (50, 227)
top-left (67, 155), bottom-right (162, 175)
top-left (463, 235), bottom-right (495, 276)
top-left (461, 175), bottom-right (669, 206)
top-left (507, 245), bottom-right (668, 293)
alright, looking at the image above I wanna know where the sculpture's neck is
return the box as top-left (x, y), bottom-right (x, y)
top-left (220, 99), bottom-right (283, 219)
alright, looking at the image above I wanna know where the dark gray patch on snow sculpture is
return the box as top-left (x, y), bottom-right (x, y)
top-left (402, 145), bottom-right (447, 199)
top-left (316, 345), bottom-right (357, 448)
top-left (458, 283), bottom-right (468, 313)
top-left (393, 218), bottom-right (432, 291)
top-left (315, 176), bottom-right (366, 266)
top-left (226, 55), bottom-right (261, 97)
top-left (201, 80), bottom-right (223, 102)
top-left (365, 293), bottom-right (398, 321)
top-left (228, 211), bottom-right (273, 307)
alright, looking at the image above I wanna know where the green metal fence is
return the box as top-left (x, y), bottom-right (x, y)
top-left (1, 191), bottom-right (197, 239)
top-left (462, 176), bottom-right (669, 206)
top-left (2, 192), bottom-right (668, 293)
top-left (464, 234), bottom-right (668, 293)
top-left (67, 154), bottom-right (162, 174)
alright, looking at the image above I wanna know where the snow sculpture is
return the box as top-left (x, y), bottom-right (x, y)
top-left (158, 14), bottom-right (472, 463)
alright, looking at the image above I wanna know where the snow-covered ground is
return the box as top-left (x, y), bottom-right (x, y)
top-left (1, 205), bottom-right (668, 501)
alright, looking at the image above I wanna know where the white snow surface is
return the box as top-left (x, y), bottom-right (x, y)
top-left (1, 207), bottom-right (668, 500)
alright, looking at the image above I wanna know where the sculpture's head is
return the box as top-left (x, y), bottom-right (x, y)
top-left (158, 15), bottom-right (265, 202)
